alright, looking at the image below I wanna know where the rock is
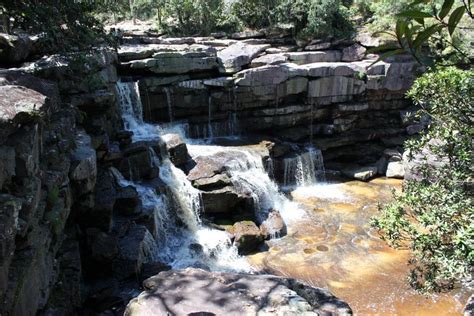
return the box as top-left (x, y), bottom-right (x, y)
top-left (464, 295), bottom-right (474, 316)
top-left (386, 158), bottom-right (405, 178)
top-left (305, 42), bottom-right (332, 50)
top-left (375, 157), bottom-right (388, 175)
top-left (0, 85), bottom-right (49, 136)
top-left (125, 268), bottom-right (352, 315)
top-left (284, 51), bottom-right (342, 64)
top-left (115, 185), bottom-right (142, 215)
top-left (0, 146), bottom-right (15, 190)
top-left (69, 130), bottom-right (97, 196)
top-left (260, 210), bottom-right (287, 239)
top-left (233, 221), bottom-right (264, 254)
top-left (125, 50), bottom-right (218, 74)
top-left (88, 168), bottom-right (117, 232)
top-left (342, 43), bottom-right (367, 62)
top-left (230, 30), bottom-right (265, 40)
top-left (308, 76), bottom-right (366, 98)
top-left (201, 186), bottom-right (251, 214)
top-left (161, 133), bottom-right (190, 166)
top-left (0, 33), bottom-right (34, 64)
top-left (217, 42), bottom-right (270, 74)
top-left (114, 225), bottom-right (157, 279)
top-left (342, 165), bottom-right (378, 181)
top-left (303, 62), bottom-right (364, 77)
top-left (89, 231), bottom-right (119, 263)
top-left (119, 145), bottom-right (159, 181)
top-left (250, 53), bottom-right (288, 67)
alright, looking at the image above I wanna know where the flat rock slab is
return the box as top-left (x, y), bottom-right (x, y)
top-left (125, 268), bottom-right (352, 316)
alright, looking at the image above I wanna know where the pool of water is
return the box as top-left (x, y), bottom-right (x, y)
top-left (248, 178), bottom-right (470, 315)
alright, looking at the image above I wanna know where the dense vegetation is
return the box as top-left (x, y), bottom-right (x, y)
top-left (371, 0), bottom-right (473, 293)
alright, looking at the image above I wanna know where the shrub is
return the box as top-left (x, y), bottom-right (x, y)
top-left (372, 67), bottom-right (474, 292)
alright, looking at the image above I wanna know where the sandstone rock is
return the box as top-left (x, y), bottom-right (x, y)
top-left (250, 53), bottom-right (288, 67)
top-left (386, 158), bottom-right (405, 179)
top-left (125, 268), bottom-right (352, 315)
top-left (284, 51), bottom-right (342, 65)
top-left (367, 62), bottom-right (420, 91)
top-left (304, 62), bottom-right (364, 77)
top-left (260, 209), bottom-right (287, 239)
top-left (308, 76), bottom-right (366, 98)
top-left (342, 165), bottom-right (378, 181)
top-left (342, 43), bottom-right (367, 62)
top-left (126, 50), bottom-right (218, 74)
top-left (305, 42), bottom-right (332, 50)
top-left (217, 42), bottom-right (270, 74)
top-left (161, 133), bottom-right (190, 166)
top-left (201, 186), bottom-right (251, 214)
top-left (233, 221), bottom-right (264, 254)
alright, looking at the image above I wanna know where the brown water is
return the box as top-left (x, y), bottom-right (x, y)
top-left (248, 178), bottom-right (470, 315)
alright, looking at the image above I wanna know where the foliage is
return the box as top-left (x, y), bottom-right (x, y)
top-left (1, 0), bottom-right (113, 53)
top-left (369, 0), bottom-right (473, 67)
top-left (372, 67), bottom-right (474, 292)
top-left (160, 0), bottom-right (239, 36)
top-left (231, 0), bottom-right (354, 39)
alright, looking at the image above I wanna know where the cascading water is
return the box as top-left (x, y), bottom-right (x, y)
top-left (164, 87), bottom-right (173, 123)
top-left (283, 147), bottom-right (326, 188)
top-left (190, 112), bottom-right (240, 139)
top-left (116, 80), bottom-right (250, 271)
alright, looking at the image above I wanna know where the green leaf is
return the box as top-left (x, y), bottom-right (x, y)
top-left (439, 0), bottom-right (454, 19)
top-left (448, 6), bottom-right (466, 35)
top-left (413, 25), bottom-right (441, 48)
top-left (396, 20), bottom-right (407, 41)
top-left (397, 10), bottom-right (433, 19)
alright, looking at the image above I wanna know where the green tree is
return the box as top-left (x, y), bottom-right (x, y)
top-left (1, 0), bottom-right (112, 53)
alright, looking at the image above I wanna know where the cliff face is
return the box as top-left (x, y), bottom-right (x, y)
top-left (0, 49), bottom-right (120, 315)
top-left (0, 31), bottom-right (422, 315)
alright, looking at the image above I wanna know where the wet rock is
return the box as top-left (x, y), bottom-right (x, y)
top-left (217, 42), bottom-right (270, 74)
top-left (88, 168), bottom-right (117, 232)
top-left (201, 186), bottom-right (250, 214)
top-left (192, 173), bottom-right (232, 190)
top-left (233, 221), bottom-right (264, 254)
top-left (375, 157), bottom-right (388, 175)
top-left (125, 268), bottom-right (352, 315)
top-left (342, 43), bottom-right (367, 62)
top-left (89, 231), bottom-right (119, 263)
top-left (119, 145), bottom-right (159, 181)
top-left (260, 210), bottom-right (287, 239)
top-left (161, 133), bottom-right (190, 167)
top-left (342, 165), bottom-right (378, 181)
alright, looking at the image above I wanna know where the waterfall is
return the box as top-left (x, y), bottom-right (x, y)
top-left (190, 112), bottom-right (240, 139)
top-left (116, 80), bottom-right (251, 272)
top-left (208, 96), bottom-right (213, 139)
top-left (283, 147), bottom-right (326, 188)
top-left (164, 87), bottom-right (173, 123)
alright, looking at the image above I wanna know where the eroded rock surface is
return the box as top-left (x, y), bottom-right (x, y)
top-left (125, 268), bottom-right (352, 316)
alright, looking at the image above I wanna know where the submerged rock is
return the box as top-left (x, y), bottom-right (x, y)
top-left (260, 209), bottom-right (287, 239)
top-left (342, 165), bottom-right (378, 181)
top-left (125, 268), bottom-right (352, 315)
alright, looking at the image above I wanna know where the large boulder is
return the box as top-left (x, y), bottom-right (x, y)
top-left (0, 33), bottom-right (34, 64)
top-left (69, 130), bottom-right (97, 196)
top-left (260, 209), bottom-right (287, 239)
top-left (161, 133), bottom-right (190, 167)
top-left (125, 268), bottom-right (352, 315)
top-left (217, 42), bottom-right (270, 74)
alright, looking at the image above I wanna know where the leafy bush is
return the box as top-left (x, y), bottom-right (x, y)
top-left (372, 67), bottom-right (474, 292)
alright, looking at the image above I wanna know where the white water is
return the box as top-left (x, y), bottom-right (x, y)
top-left (115, 80), bottom-right (321, 271)
top-left (190, 112), bottom-right (241, 139)
top-left (283, 147), bottom-right (326, 188)
top-left (116, 80), bottom-right (250, 271)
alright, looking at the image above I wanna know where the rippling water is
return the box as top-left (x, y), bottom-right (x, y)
top-left (248, 178), bottom-right (470, 315)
